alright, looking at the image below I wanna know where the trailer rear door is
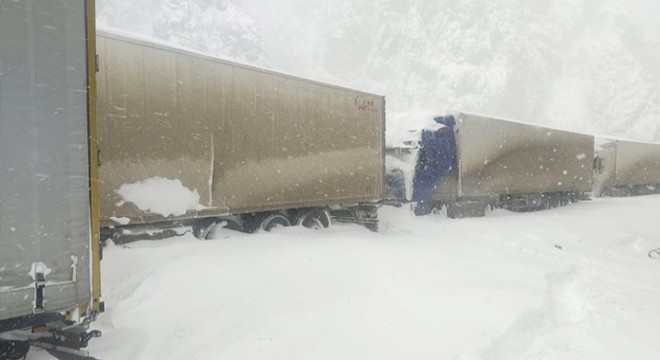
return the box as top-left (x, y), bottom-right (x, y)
top-left (0, 0), bottom-right (92, 321)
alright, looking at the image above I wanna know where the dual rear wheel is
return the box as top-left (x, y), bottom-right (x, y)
top-left (258, 214), bottom-right (291, 232)
top-left (296, 209), bottom-right (331, 230)
top-left (194, 208), bottom-right (330, 239)
top-left (256, 209), bottom-right (331, 232)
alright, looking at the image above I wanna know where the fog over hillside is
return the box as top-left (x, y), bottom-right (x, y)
top-left (98, 0), bottom-right (660, 141)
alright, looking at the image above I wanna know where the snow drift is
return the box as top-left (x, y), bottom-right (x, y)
top-left (25, 195), bottom-right (660, 360)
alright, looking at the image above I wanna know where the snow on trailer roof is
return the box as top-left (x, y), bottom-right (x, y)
top-left (454, 111), bottom-right (658, 146)
top-left (386, 111), bottom-right (604, 149)
top-left (453, 111), bottom-right (601, 138)
top-left (450, 112), bottom-right (658, 148)
top-left (594, 134), bottom-right (660, 149)
top-left (97, 27), bottom-right (385, 99)
top-left (386, 111), bottom-right (446, 149)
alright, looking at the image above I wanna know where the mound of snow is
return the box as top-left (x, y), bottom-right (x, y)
top-left (117, 177), bottom-right (204, 217)
top-left (75, 195), bottom-right (660, 360)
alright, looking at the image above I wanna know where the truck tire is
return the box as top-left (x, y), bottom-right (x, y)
top-left (258, 214), bottom-right (291, 232)
top-left (192, 219), bottom-right (217, 239)
top-left (193, 218), bottom-right (242, 239)
top-left (297, 209), bottom-right (331, 229)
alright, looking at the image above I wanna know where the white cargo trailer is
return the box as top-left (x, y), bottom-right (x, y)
top-left (0, 1), bottom-right (102, 358)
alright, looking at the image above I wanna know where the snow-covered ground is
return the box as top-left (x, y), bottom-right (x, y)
top-left (31, 195), bottom-right (660, 360)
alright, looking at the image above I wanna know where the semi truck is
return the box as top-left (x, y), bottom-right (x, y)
top-left (0, 1), bottom-right (102, 359)
top-left (96, 31), bottom-right (385, 240)
top-left (594, 138), bottom-right (660, 197)
top-left (386, 112), bottom-right (594, 217)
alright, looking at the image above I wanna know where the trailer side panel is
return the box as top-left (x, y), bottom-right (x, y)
top-left (455, 113), bottom-right (594, 197)
top-left (97, 33), bottom-right (384, 226)
top-left (613, 141), bottom-right (660, 187)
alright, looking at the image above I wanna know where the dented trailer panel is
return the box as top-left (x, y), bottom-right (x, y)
top-left (454, 113), bottom-right (594, 196)
top-left (0, 0), bottom-right (96, 321)
top-left (96, 32), bottom-right (385, 227)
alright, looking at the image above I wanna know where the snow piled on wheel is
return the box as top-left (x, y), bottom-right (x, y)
top-left (24, 195), bottom-right (657, 360)
top-left (117, 177), bottom-right (205, 217)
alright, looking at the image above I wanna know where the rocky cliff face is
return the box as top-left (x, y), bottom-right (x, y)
top-left (98, 0), bottom-right (660, 141)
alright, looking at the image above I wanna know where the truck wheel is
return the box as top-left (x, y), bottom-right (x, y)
top-left (297, 209), bottom-right (331, 230)
top-left (194, 219), bottom-right (242, 239)
top-left (540, 198), bottom-right (551, 210)
top-left (193, 219), bottom-right (216, 239)
top-left (259, 214), bottom-right (291, 232)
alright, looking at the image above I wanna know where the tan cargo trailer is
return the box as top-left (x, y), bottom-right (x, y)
top-left (594, 139), bottom-right (660, 196)
top-left (433, 113), bottom-right (594, 216)
top-left (386, 113), bottom-right (594, 217)
top-left (96, 31), bottom-right (384, 238)
top-left (455, 113), bottom-right (594, 196)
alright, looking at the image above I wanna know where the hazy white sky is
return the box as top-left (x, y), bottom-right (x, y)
top-left (98, 0), bottom-right (660, 141)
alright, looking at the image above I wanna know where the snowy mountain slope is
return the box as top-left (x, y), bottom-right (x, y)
top-left (98, 0), bottom-right (660, 141)
top-left (97, 0), bottom-right (269, 66)
top-left (27, 196), bottom-right (660, 360)
top-left (237, 0), bottom-right (660, 141)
